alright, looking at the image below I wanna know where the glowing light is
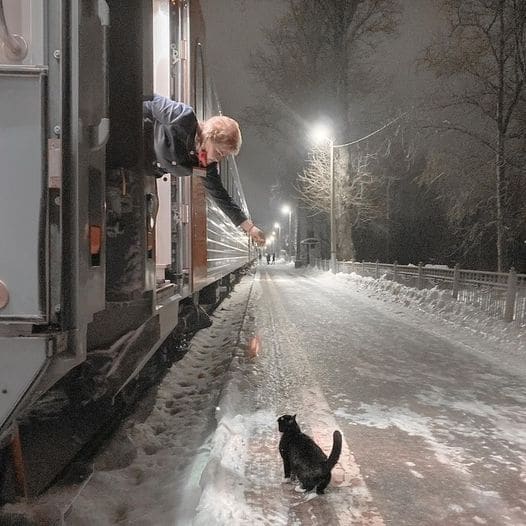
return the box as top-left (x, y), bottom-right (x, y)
top-left (311, 123), bottom-right (332, 144)
top-left (281, 205), bottom-right (291, 215)
top-left (246, 335), bottom-right (261, 359)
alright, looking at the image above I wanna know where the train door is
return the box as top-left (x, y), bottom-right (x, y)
top-left (152, 0), bottom-right (171, 285)
top-left (0, 0), bottom-right (51, 440)
top-left (0, 1), bottom-right (48, 324)
top-left (150, 0), bottom-right (192, 297)
top-left (173, 0), bottom-right (193, 297)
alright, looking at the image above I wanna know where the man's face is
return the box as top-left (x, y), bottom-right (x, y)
top-left (203, 139), bottom-right (231, 163)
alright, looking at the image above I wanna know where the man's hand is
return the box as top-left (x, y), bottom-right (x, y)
top-left (240, 219), bottom-right (266, 246)
top-left (249, 225), bottom-right (266, 246)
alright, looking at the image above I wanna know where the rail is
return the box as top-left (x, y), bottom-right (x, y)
top-left (312, 259), bottom-right (526, 328)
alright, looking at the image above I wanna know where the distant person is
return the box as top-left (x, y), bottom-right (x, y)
top-left (143, 94), bottom-right (265, 245)
top-left (266, 253), bottom-right (271, 265)
top-left (272, 252), bottom-right (276, 264)
top-left (258, 250), bottom-right (262, 262)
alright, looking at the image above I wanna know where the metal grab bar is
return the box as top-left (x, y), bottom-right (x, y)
top-left (0, 0), bottom-right (28, 61)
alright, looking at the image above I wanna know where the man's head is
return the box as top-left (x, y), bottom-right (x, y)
top-left (199, 116), bottom-right (242, 162)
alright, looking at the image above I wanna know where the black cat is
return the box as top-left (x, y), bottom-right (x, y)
top-left (278, 414), bottom-right (342, 494)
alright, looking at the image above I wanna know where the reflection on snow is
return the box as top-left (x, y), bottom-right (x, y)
top-left (336, 403), bottom-right (475, 475)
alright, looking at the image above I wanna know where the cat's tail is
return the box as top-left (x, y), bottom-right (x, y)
top-left (325, 430), bottom-right (342, 472)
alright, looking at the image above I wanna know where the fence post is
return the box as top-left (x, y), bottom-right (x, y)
top-left (375, 259), bottom-right (380, 279)
top-left (418, 261), bottom-right (424, 290)
top-left (362, 261), bottom-right (365, 276)
top-left (452, 263), bottom-right (460, 300)
top-left (504, 267), bottom-right (517, 322)
top-left (393, 260), bottom-right (398, 282)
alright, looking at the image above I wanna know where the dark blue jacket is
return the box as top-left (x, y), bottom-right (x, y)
top-left (143, 94), bottom-right (248, 227)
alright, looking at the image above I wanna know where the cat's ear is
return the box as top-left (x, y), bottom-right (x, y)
top-left (292, 414), bottom-right (296, 420)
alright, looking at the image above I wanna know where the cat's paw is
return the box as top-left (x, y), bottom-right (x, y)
top-left (294, 484), bottom-right (306, 493)
top-left (304, 492), bottom-right (318, 502)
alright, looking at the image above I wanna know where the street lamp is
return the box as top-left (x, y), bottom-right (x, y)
top-left (311, 125), bottom-right (336, 273)
top-left (281, 205), bottom-right (293, 261)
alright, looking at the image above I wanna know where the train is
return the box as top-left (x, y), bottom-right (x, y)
top-left (0, 0), bottom-right (255, 502)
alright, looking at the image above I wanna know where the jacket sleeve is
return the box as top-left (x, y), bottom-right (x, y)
top-left (143, 95), bottom-right (198, 176)
top-left (143, 94), bottom-right (186, 125)
top-left (203, 163), bottom-right (248, 227)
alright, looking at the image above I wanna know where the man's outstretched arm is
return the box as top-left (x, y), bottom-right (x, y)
top-left (203, 163), bottom-right (265, 245)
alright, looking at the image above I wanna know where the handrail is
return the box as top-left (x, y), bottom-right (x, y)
top-left (0, 0), bottom-right (28, 61)
top-left (0, 64), bottom-right (46, 75)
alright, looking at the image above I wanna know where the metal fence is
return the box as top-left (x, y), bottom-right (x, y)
top-left (312, 259), bottom-right (526, 329)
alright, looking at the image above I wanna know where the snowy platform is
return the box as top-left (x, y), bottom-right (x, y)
top-left (4, 263), bottom-right (526, 525)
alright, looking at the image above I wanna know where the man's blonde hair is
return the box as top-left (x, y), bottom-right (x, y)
top-left (201, 116), bottom-right (242, 155)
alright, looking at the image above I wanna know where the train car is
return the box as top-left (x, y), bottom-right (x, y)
top-left (0, 0), bottom-right (254, 501)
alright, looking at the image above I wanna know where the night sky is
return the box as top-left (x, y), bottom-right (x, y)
top-left (201, 0), bottom-right (440, 230)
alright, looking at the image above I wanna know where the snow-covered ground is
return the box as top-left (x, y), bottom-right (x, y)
top-left (4, 263), bottom-right (525, 525)
top-left (322, 268), bottom-right (525, 374)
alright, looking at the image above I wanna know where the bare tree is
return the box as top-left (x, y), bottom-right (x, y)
top-left (249, 0), bottom-right (399, 136)
top-left (297, 144), bottom-right (389, 259)
top-left (246, 0), bottom-right (400, 259)
top-left (421, 0), bottom-right (526, 271)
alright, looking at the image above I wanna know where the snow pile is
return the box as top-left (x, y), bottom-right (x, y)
top-left (191, 296), bottom-right (274, 525)
top-left (312, 268), bottom-right (525, 356)
top-left (190, 349), bottom-right (254, 525)
top-left (192, 414), bottom-right (250, 525)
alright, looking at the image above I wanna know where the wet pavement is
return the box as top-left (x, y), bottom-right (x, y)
top-left (243, 263), bottom-right (526, 525)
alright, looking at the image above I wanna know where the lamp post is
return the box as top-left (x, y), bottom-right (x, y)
top-left (311, 125), bottom-right (336, 273)
top-left (328, 138), bottom-right (336, 273)
top-left (273, 222), bottom-right (281, 255)
top-left (281, 205), bottom-right (292, 261)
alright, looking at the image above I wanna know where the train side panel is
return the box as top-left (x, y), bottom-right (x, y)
top-left (0, 0), bottom-right (254, 485)
top-left (0, 0), bottom-right (55, 441)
